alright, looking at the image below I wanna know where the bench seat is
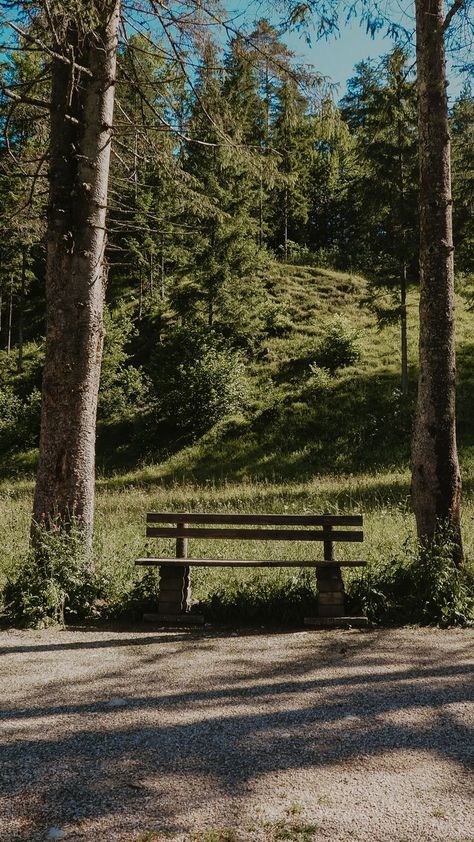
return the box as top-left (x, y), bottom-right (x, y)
top-left (136, 558), bottom-right (367, 567)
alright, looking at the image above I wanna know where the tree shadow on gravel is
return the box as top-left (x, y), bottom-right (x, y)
top-left (0, 629), bottom-right (472, 841)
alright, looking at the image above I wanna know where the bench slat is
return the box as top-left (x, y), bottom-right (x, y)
top-left (136, 558), bottom-right (367, 567)
top-left (146, 526), bottom-right (363, 542)
top-left (146, 512), bottom-right (363, 527)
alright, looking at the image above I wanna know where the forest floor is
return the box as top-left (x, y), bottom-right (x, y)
top-left (0, 625), bottom-right (473, 842)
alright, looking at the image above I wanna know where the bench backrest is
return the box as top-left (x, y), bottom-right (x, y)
top-left (146, 512), bottom-right (363, 561)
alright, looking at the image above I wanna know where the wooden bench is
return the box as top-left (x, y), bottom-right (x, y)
top-left (136, 512), bottom-right (367, 626)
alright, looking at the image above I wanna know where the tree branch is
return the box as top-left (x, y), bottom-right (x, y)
top-left (1, 85), bottom-right (50, 111)
top-left (443, 0), bottom-right (466, 31)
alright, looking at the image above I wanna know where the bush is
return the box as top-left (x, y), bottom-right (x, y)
top-left (149, 327), bottom-right (249, 439)
top-left (99, 304), bottom-right (150, 420)
top-left (0, 385), bottom-right (41, 450)
top-left (262, 301), bottom-right (293, 337)
top-left (4, 516), bottom-right (109, 627)
top-left (197, 570), bottom-right (318, 625)
top-left (313, 316), bottom-right (360, 374)
top-left (306, 364), bottom-right (332, 396)
top-left (347, 530), bottom-right (474, 626)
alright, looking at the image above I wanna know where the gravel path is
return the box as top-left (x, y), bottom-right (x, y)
top-left (0, 625), bottom-right (473, 842)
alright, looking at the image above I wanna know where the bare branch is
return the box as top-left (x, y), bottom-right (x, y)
top-left (1, 85), bottom-right (50, 111)
top-left (443, 0), bottom-right (466, 31)
top-left (2, 17), bottom-right (93, 77)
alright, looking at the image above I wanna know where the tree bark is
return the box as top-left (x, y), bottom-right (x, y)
top-left (17, 247), bottom-right (26, 373)
top-left (412, 0), bottom-right (462, 561)
top-left (7, 279), bottom-right (13, 354)
top-left (32, 1), bottom-right (120, 538)
top-left (400, 261), bottom-right (408, 396)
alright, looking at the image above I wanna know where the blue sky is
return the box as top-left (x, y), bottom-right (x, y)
top-left (227, 1), bottom-right (466, 99)
top-left (283, 19), bottom-right (402, 96)
top-left (283, 17), bottom-right (466, 99)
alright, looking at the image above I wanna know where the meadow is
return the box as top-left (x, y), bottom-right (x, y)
top-left (2, 264), bottom-right (473, 625)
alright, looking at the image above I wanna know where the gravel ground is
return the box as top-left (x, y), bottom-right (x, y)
top-left (0, 625), bottom-right (473, 842)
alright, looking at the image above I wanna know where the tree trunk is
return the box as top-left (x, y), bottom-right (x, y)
top-left (397, 116), bottom-right (408, 397)
top-left (411, 0), bottom-right (462, 561)
top-left (149, 250), bottom-right (154, 296)
top-left (32, 1), bottom-right (120, 539)
top-left (17, 247), bottom-right (26, 373)
top-left (400, 261), bottom-right (408, 396)
top-left (139, 267), bottom-right (143, 320)
top-left (7, 278), bottom-right (13, 354)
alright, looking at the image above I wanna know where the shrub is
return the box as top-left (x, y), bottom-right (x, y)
top-left (347, 530), bottom-right (474, 626)
top-left (262, 301), bottom-right (293, 337)
top-left (4, 516), bottom-right (109, 627)
top-left (149, 327), bottom-right (249, 439)
top-left (306, 364), bottom-right (332, 395)
top-left (197, 570), bottom-right (318, 625)
top-left (99, 304), bottom-right (150, 420)
top-left (0, 385), bottom-right (41, 450)
top-left (313, 315), bottom-right (360, 374)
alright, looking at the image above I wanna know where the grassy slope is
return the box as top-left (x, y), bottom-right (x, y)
top-left (1, 263), bottom-right (473, 608)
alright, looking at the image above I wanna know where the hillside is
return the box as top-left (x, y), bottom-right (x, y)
top-left (94, 261), bottom-right (473, 485)
top-left (3, 261), bottom-right (474, 487)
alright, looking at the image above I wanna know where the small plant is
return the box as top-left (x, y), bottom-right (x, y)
top-left (198, 570), bottom-right (317, 625)
top-left (264, 817), bottom-right (318, 841)
top-left (313, 315), bottom-right (360, 374)
top-left (307, 364), bottom-right (332, 395)
top-left (4, 513), bottom-right (109, 628)
top-left (347, 528), bottom-right (474, 626)
top-left (149, 327), bottom-right (249, 439)
top-left (193, 830), bottom-right (242, 842)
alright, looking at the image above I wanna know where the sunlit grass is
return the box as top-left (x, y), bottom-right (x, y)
top-left (1, 264), bottom-right (473, 618)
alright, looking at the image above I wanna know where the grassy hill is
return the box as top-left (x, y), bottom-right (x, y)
top-left (94, 261), bottom-right (473, 484)
top-left (2, 263), bottom-right (473, 625)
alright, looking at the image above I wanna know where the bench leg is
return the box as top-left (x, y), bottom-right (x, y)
top-left (157, 564), bottom-right (191, 617)
top-left (316, 565), bottom-right (345, 618)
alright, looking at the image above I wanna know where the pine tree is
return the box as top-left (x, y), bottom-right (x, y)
top-left (340, 49), bottom-right (418, 393)
top-left (270, 74), bottom-right (314, 258)
top-left (182, 42), bottom-right (268, 343)
top-left (451, 85), bottom-right (474, 276)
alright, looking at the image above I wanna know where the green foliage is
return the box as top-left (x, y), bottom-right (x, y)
top-left (149, 327), bottom-right (249, 439)
top-left (4, 517), bottom-right (109, 628)
top-left (312, 316), bottom-right (360, 374)
top-left (99, 305), bottom-right (150, 420)
top-left (198, 570), bottom-right (317, 625)
top-left (110, 568), bottom-right (161, 621)
top-left (451, 85), bottom-right (474, 275)
top-left (306, 364), bottom-right (332, 395)
top-left (0, 384), bottom-right (41, 449)
top-left (348, 530), bottom-right (474, 626)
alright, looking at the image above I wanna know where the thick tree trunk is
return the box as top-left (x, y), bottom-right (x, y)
top-left (412, 0), bottom-right (462, 561)
top-left (32, 1), bottom-right (120, 537)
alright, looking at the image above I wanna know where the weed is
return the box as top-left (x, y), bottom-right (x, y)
top-left (193, 830), bottom-right (241, 842)
top-left (264, 818), bottom-right (318, 841)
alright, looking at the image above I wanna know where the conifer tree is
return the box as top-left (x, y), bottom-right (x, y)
top-left (451, 85), bottom-right (474, 276)
top-left (270, 74), bottom-right (314, 258)
top-left (341, 49), bottom-right (418, 393)
top-left (183, 41), bottom-right (267, 342)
